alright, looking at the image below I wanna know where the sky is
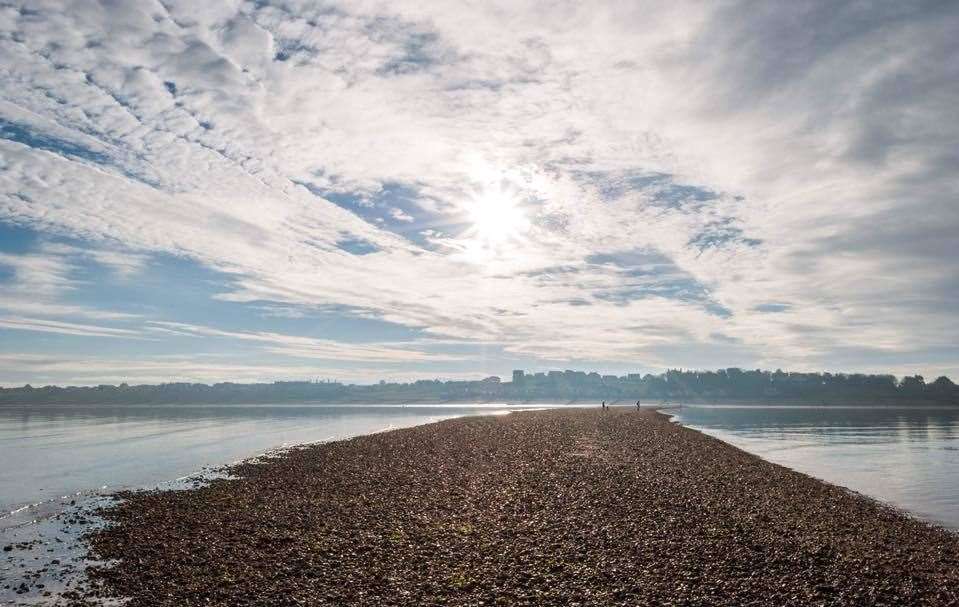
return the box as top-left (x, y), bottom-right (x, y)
top-left (0, 0), bottom-right (957, 386)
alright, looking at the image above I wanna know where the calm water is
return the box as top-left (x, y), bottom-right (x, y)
top-left (2, 404), bottom-right (956, 606)
top-left (2, 403), bottom-right (957, 531)
top-left (0, 403), bottom-right (549, 525)
top-left (670, 405), bottom-right (959, 529)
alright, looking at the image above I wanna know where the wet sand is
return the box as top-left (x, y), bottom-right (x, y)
top-left (66, 409), bottom-right (959, 605)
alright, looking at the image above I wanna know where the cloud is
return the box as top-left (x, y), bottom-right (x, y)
top-left (86, 249), bottom-right (150, 278)
top-left (0, 316), bottom-right (142, 338)
top-left (0, 243), bottom-right (146, 320)
top-left (0, 0), bottom-right (957, 382)
top-left (0, 249), bottom-right (75, 297)
top-left (389, 207), bottom-right (415, 223)
top-left (146, 321), bottom-right (470, 363)
top-left (0, 353), bottom-right (485, 386)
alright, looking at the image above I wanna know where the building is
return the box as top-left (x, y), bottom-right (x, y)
top-left (512, 370), bottom-right (525, 385)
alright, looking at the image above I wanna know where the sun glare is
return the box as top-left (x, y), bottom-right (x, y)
top-left (469, 188), bottom-right (529, 246)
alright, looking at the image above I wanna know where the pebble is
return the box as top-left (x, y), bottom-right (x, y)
top-left (56, 410), bottom-right (959, 606)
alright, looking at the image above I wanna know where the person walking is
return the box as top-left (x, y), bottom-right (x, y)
top-left (635, 399), bottom-right (641, 410)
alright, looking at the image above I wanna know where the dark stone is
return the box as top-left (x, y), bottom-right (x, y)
top-left (66, 410), bottom-right (959, 606)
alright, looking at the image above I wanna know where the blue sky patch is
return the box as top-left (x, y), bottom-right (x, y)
top-left (576, 171), bottom-right (720, 209)
top-left (297, 180), bottom-right (468, 248)
top-left (0, 118), bottom-right (162, 189)
top-left (688, 220), bottom-right (763, 252)
top-left (0, 222), bottom-right (38, 254)
top-left (754, 303), bottom-right (792, 313)
top-left (336, 237), bottom-right (380, 255)
top-left (0, 118), bottom-right (112, 166)
top-left (586, 248), bottom-right (730, 316)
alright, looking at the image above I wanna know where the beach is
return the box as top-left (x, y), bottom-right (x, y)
top-left (63, 409), bottom-right (959, 606)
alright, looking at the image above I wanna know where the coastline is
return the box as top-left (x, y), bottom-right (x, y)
top-left (3, 397), bottom-right (956, 408)
top-left (48, 408), bottom-right (959, 606)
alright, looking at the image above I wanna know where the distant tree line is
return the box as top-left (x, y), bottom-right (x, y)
top-left (505, 368), bottom-right (957, 404)
top-left (1, 368), bottom-right (957, 406)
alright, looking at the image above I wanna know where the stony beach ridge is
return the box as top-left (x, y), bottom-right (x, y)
top-left (70, 409), bottom-right (959, 606)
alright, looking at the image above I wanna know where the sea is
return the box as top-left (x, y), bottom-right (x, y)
top-left (1, 403), bottom-right (957, 530)
top-left (2, 402), bottom-right (958, 603)
top-left (669, 404), bottom-right (959, 530)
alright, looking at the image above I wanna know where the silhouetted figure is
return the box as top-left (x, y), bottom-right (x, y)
top-left (601, 400), bottom-right (606, 410)
top-left (636, 399), bottom-right (641, 410)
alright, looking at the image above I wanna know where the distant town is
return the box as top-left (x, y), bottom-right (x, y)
top-left (1, 368), bottom-right (957, 406)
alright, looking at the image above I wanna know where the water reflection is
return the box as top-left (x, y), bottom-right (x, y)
top-left (671, 405), bottom-right (959, 529)
top-left (4, 404), bottom-right (957, 532)
top-left (0, 403), bottom-right (541, 520)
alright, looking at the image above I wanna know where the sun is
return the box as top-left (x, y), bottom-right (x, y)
top-left (468, 187), bottom-right (529, 246)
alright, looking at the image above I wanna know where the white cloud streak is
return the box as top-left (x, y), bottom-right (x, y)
top-left (146, 321), bottom-right (470, 363)
top-left (0, 316), bottom-right (142, 338)
top-left (0, 246), bottom-right (144, 320)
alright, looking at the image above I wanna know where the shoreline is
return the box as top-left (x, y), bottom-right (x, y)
top-left (44, 408), bottom-right (958, 606)
top-left (658, 409), bottom-right (955, 530)
top-left (2, 397), bottom-right (956, 408)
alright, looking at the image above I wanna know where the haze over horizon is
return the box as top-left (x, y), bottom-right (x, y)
top-left (1, 1), bottom-right (957, 387)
